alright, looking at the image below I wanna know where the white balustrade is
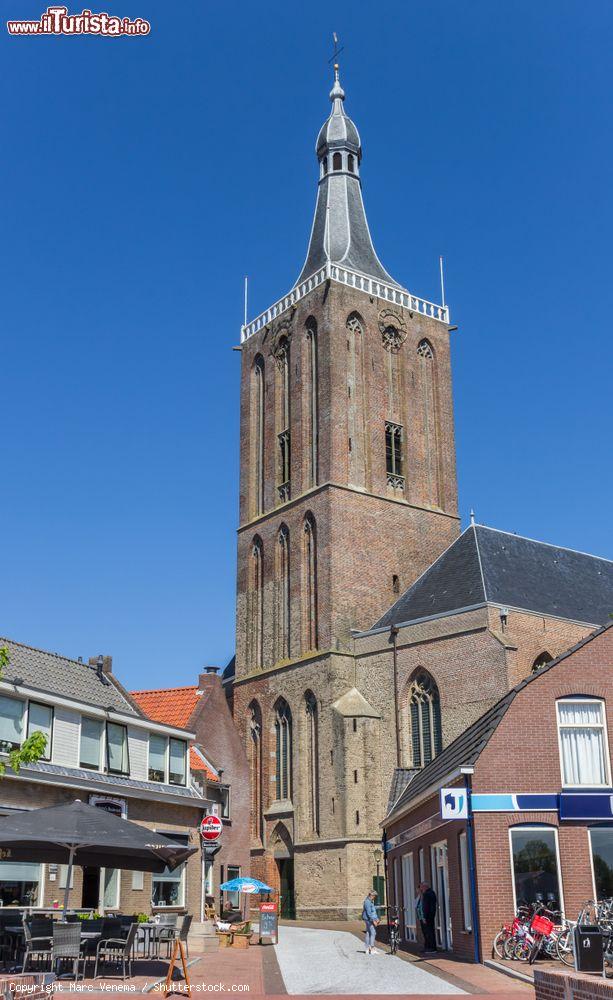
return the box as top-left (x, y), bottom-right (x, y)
top-left (240, 263), bottom-right (449, 342)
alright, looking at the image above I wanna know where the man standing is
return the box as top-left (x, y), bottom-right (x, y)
top-left (416, 881), bottom-right (438, 952)
top-left (362, 890), bottom-right (380, 955)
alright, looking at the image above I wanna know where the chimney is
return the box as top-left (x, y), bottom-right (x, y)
top-left (198, 667), bottom-right (220, 691)
top-left (88, 655), bottom-right (113, 675)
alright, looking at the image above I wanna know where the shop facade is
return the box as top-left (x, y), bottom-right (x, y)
top-left (0, 638), bottom-right (208, 915)
top-left (383, 623), bottom-right (613, 961)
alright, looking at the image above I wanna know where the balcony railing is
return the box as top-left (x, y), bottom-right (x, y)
top-left (240, 263), bottom-right (450, 343)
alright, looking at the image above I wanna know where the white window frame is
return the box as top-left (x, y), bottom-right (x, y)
top-left (0, 696), bottom-right (26, 753)
top-left (79, 716), bottom-right (104, 771)
top-left (26, 701), bottom-right (54, 761)
top-left (587, 827), bottom-right (613, 902)
top-left (556, 698), bottom-right (611, 789)
top-left (459, 831), bottom-right (472, 931)
top-left (151, 830), bottom-right (187, 908)
top-left (418, 847), bottom-right (425, 883)
top-left (147, 735), bottom-right (187, 787)
top-left (401, 852), bottom-right (416, 941)
top-left (508, 825), bottom-right (565, 916)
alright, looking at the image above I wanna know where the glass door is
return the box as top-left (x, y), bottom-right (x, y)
top-left (401, 853), bottom-right (416, 941)
top-left (100, 868), bottom-right (120, 911)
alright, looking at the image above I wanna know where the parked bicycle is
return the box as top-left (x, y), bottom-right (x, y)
top-left (386, 906), bottom-right (400, 956)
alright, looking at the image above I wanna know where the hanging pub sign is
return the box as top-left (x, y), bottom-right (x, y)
top-left (259, 900), bottom-right (278, 944)
top-left (200, 814), bottom-right (223, 842)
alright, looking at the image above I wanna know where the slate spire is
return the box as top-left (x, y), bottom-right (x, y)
top-left (295, 65), bottom-right (402, 289)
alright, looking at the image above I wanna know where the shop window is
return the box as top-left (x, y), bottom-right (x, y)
top-left (0, 696), bottom-right (25, 753)
top-left (0, 859), bottom-right (41, 906)
top-left (589, 828), bottom-right (613, 899)
top-left (224, 865), bottom-right (241, 908)
top-left (557, 698), bottom-right (610, 787)
top-left (510, 827), bottom-right (563, 912)
top-left (80, 717), bottom-right (103, 770)
top-left (459, 832), bottom-right (472, 931)
top-left (152, 832), bottom-right (189, 907)
top-left (106, 722), bottom-right (129, 776)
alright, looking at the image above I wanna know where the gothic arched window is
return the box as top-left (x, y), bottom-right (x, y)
top-left (408, 670), bottom-right (442, 767)
top-left (275, 525), bottom-right (290, 662)
top-left (347, 154), bottom-right (355, 173)
top-left (532, 651), bottom-right (553, 673)
top-left (305, 691), bottom-right (320, 834)
top-left (248, 700), bottom-right (263, 841)
top-left (417, 339), bottom-right (442, 507)
top-left (305, 319), bottom-right (318, 487)
top-left (252, 356), bottom-right (265, 515)
top-left (346, 312), bottom-right (366, 488)
top-left (303, 514), bottom-right (318, 651)
top-left (275, 699), bottom-right (292, 801)
top-left (275, 338), bottom-right (291, 502)
top-left (333, 152), bottom-right (342, 171)
top-left (248, 537), bottom-right (263, 670)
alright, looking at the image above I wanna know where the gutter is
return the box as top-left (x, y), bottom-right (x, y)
top-left (2, 766), bottom-right (207, 809)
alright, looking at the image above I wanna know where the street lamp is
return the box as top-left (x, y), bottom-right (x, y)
top-left (373, 847), bottom-right (382, 881)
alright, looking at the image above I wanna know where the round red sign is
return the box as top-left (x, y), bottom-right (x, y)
top-left (200, 814), bottom-right (223, 842)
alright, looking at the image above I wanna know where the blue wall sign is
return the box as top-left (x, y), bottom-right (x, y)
top-left (559, 793), bottom-right (613, 821)
top-left (471, 793), bottom-right (558, 813)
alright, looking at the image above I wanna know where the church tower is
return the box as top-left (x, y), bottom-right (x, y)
top-left (232, 66), bottom-right (460, 918)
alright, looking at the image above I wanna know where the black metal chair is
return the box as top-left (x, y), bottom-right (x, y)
top-left (52, 922), bottom-right (85, 980)
top-left (22, 917), bottom-right (53, 972)
top-left (94, 922), bottom-right (138, 981)
top-left (155, 913), bottom-right (178, 958)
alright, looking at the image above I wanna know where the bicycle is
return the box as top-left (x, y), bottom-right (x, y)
top-left (387, 906), bottom-right (400, 956)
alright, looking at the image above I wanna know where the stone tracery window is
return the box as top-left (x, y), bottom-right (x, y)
top-left (303, 514), bottom-right (318, 651)
top-left (417, 339), bottom-right (434, 360)
top-left (275, 525), bottom-right (290, 662)
top-left (305, 691), bottom-right (320, 834)
top-left (305, 319), bottom-right (318, 488)
top-left (408, 670), bottom-right (442, 767)
top-left (248, 701), bottom-right (263, 841)
top-left (532, 651), bottom-right (553, 673)
top-left (275, 699), bottom-right (292, 801)
top-left (346, 312), bottom-right (366, 488)
top-left (252, 356), bottom-right (265, 515)
top-left (248, 537), bottom-right (263, 671)
top-left (275, 337), bottom-right (291, 503)
top-left (417, 339), bottom-right (442, 507)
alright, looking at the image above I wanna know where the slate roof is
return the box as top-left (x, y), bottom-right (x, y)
top-left (387, 768), bottom-right (418, 815)
top-left (0, 638), bottom-right (139, 715)
top-left (295, 68), bottom-right (401, 289)
top-left (221, 657), bottom-right (235, 684)
top-left (373, 525), bottom-right (613, 631)
top-left (131, 687), bottom-right (219, 783)
top-left (385, 622), bottom-right (613, 822)
top-left (18, 760), bottom-right (203, 800)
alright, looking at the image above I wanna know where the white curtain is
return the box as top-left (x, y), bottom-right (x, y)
top-left (558, 701), bottom-right (607, 785)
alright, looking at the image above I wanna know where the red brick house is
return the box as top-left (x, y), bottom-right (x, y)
top-left (383, 623), bottom-right (613, 961)
top-left (132, 670), bottom-right (250, 911)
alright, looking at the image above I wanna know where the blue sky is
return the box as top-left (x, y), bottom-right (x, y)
top-left (2, 0), bottom-right (612, 688)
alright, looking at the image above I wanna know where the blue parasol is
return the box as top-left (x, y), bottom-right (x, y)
top-left (219, 876), bottom-right (273, 894)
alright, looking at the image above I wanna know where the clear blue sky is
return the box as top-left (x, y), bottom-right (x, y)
top-left (2, 0), bottom-right (612, 688)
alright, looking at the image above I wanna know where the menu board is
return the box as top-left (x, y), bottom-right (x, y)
top-left (259, 900), bottom-right (278, 941)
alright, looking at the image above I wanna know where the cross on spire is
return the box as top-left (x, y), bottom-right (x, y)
top-left (328, 31), bottom-right (344, 65)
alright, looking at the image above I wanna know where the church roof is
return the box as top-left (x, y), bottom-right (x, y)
top-left (295, 66), bottom-right (402, 289)
top-left (372, 524), bottom-right (613, 631)
top-left (384, 622), bottom-right (613, 824)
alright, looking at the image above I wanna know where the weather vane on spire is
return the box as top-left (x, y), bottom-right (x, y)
top-left (328, 31), bottom-right (344, 66)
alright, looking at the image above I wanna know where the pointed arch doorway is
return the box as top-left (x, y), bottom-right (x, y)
top-left (270, 822), bottom-right (295, 919)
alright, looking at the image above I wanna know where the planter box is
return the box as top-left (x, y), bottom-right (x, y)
top-left (231, 934), bottom-right (252, 949)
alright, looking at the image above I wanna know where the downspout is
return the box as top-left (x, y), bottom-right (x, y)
top-left (390, 625), bottom-right (401, 767)
top-left (465, 774), bottom-right (481, 963)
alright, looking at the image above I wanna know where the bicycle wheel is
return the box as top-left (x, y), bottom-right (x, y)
top-left (514, 939), bottom-right (531, 962)
top-left (556, 930), bottom-right (574, 968)
top-left (493, 930), bottom-right (509, 960)
top-left (528, 937), bottom-right (542, 965)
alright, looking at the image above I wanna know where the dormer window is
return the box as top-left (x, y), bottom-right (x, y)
top-left (333, 152), bottom-right (342, 171)
top-left (348, 154), bottom-right (355, 173)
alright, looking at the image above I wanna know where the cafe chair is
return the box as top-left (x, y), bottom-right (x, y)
top-left (94, 922), bottom-right (138, 981)
top-left (156, 914), bottom-right (178, 958)
top-left (22, 917), bottom-right (53, 972)
top-left (52, 923), bottom-right (85, 980)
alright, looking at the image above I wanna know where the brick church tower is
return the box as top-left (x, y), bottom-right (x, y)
top-left (232, 66), bottom-right (460, 918)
